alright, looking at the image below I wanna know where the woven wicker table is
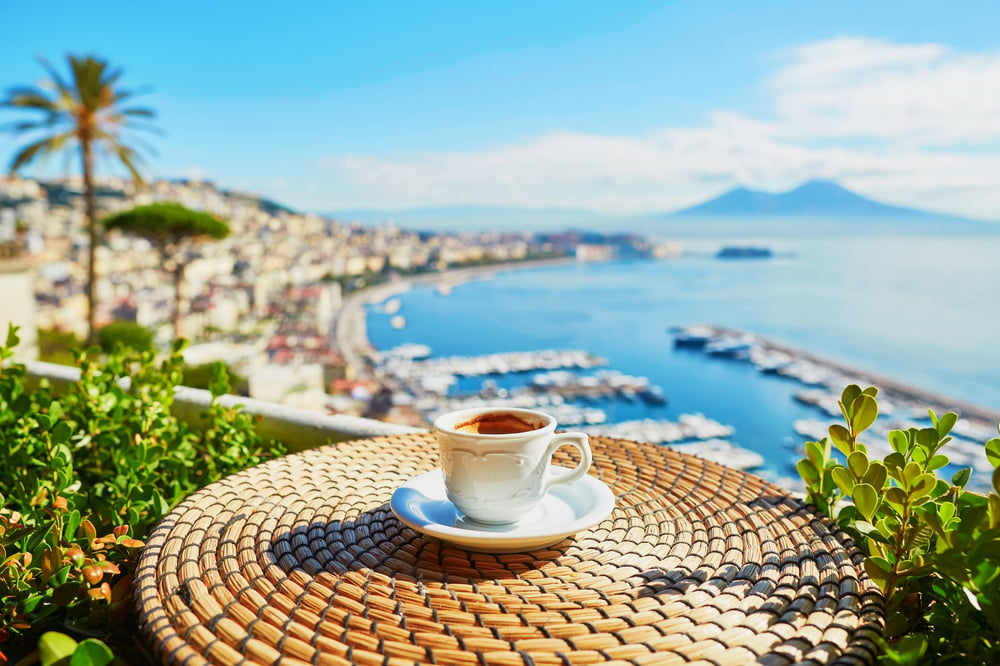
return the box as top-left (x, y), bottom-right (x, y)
top-left (134, 433), bottom-right (884, 665)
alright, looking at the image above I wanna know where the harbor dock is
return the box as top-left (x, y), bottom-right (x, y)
top-left (671, 324), bottom-right (1000, 434)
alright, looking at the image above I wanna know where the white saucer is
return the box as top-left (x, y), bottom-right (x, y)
top-left (390, 468), bottom-right (616, 553)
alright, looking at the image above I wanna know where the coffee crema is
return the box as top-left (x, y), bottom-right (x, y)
top-left (453, 412), bottom-right (543, 435)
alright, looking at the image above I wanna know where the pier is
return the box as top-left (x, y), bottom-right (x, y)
top-left (672, 324), bottom-right (1000, 431)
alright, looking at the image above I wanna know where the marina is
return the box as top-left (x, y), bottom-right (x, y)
top-left (674, 323), bottom-right (999, 491)
top-left (365, 319), bottom-right (998, 491)
top-left (372, 339), bottom-right (766, 471)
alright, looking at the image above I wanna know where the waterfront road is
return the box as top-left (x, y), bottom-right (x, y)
top-left (332, 258), bottom-right (576, 380)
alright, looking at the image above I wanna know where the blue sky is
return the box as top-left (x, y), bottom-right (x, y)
top-left (3, 1), bottom-right (1000, 219)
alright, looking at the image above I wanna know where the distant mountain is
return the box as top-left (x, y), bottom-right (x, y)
top-left (672, 179), bottom-right (985, 222)
top-left (320, 181), bottom-right (999, 236)
top-left (651, 179), bottom-right (999, 237)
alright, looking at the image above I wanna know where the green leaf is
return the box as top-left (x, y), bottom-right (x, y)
top-left (63, 510), bottom-right (81, 544)
top-left (5, 323), bottom-right (21, 348)
top-left (51, 421), bottom-right (73, 445)
top-left (985, 438), bottom-right (1000, 468)
top-left (910, 473), bottom-right (936, 499)
top-left (864, 556), bottom-right (892, 588)
top-left (841, 384), bottom-right (862, 415)
top-left (888, 430), bottom-right (909, 455)
top-left (886, 634), bottom-right (928, 665)
top-left (902, 461), bottom-right (921, 487)
top-left (863, 462), bottom-right (888, 489)
top-left (832, 467), bottom-right (855, 495)
top-left (828, 424), bottom-right (852, 454)
top-left (39, 631), bottom-right (78, 666)
top-left (820, 468), bottom-right (834, 495)
top-left (850, 394), bottom-right (878, 434)
top-left (804, 440), bottom-right (827, 467)
top-left (861, 386), bottom-right (879, 398)
top-left (961, 504), bottom-right (988, 533)
top-left (847, 450), bottom-right (869, 479)
top-left (853, 483), bottom-right (879, 521)
top-left (994, 467), bottom-right (1000, 495)
top-left (988, 495), bottom-right (1000, 528)
top-left (927, 454), bottom-right (950, 471)
top-left (885, 487), bottom-right (908, 509)
top-left (936, 412), bottom-right (958, 438)
top-left (914, 504), bottom-right (943, 530)
top-left (796, 458), bottom-right (820, 484)
top-left (953, 467), bottom-right (972, 488)
top-left (70, 639), bottom-right (115, 666)
top-left (884, 452), bottom-right (905, 473)
top-left (915, 427), bottom-right (938, 450)
top-left (51, 581), bottom-right (81, 606)
top-left (851, 520), bottom-right (892, 545)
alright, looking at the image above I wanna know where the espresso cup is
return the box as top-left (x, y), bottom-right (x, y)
top-left (433, 407), bottom-right (593, 524)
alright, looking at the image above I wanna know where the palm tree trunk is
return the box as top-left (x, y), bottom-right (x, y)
top-left (80, 139), bottom-right (99, 345)
top-left (172, 259), bottom-right (185, 341)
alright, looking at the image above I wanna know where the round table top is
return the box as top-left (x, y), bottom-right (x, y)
top-left (134, 433), bottom-right (884, 665)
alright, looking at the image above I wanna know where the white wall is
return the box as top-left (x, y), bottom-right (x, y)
top-left (0, 259), bottom-right (38, 360)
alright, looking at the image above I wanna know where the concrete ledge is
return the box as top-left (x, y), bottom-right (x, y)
top-left (24, 360), bottom-right (424, 452)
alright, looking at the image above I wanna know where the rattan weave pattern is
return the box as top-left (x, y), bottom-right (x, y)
top-left (134, 434), bottom-right (884, 666)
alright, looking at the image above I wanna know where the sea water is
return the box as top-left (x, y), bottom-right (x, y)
top-left (366, 235), bottom-right (1000, 477)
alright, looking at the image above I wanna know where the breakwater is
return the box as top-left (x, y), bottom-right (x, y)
top-left (673, 324), bottom-right (1000, 433)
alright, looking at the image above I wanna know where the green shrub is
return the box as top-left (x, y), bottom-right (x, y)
top-left (0, 326), bottom-right (284, 664)
top-left (36, 328), bottom-right (83, 366)
top-left (797, 384), bottom-right (1000, 664)
top-left (183, 362), bottom-right (248, 396)
top-left (96, 321), bottom-right (154, 354)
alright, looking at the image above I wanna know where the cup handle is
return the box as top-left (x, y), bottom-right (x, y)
top-left (541, 432), bottom-right (592, 492)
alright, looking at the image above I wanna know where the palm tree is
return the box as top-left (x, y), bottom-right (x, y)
top-left (1, 55), bottom-right (156, 344)
top-left (103, 202), bottom-right (230, 341)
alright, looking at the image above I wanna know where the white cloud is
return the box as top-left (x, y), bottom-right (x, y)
top-left (319, 37), bottom-right (1000, 219)
top-left (770, 37), bottom-right (1000, 147)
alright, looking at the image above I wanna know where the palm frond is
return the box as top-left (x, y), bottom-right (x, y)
top-left (111, 143), bottom-right (145, 184)
top-left (37, 56), bottom-right (73, 99)
top-left (1, 89), bottom-right (60, 113)
top-left (1, 119), bottom-right (57, 134)
top-left (113, 85), bottom-right (153, 106)
top-left (124, 123), bottom-right (167, 138)
top-left (69, 55), bottom-right (109, 110)
top-left (118, 133), bottom-right (160, 156)
top-left (121, 106), bottom-right (156, 119)
top-left (8, 132), bottom-right (74, 173)
top-left (101, 66), bottom-right (125, 92)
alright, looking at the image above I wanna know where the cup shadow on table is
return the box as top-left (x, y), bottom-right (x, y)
top-left (266, 502), bottom-right (579, 585)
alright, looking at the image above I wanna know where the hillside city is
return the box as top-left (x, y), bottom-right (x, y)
top-left (0, 176), bottom-right (677, 420)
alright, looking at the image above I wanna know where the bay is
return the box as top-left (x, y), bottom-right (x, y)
top-left (366, 235), bottom-right (1000, 478)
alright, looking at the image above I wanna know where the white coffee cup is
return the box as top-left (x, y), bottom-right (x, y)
top-left (433, 407), bottom-right (593, 524)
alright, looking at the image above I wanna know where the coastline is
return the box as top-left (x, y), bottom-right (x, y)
top-left (336, 258), bottom-right (1000, 430)
top-left (333, 257), bottom-right (578, 379)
